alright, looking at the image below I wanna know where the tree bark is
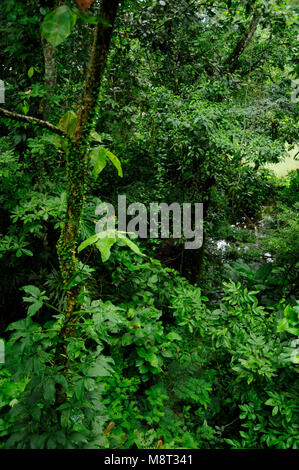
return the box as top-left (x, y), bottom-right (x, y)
top-left (56, 0), bottom-right (119, 322)
top-left (224, 10), bottom-right (260, 73)
top-left (53, 0), bottom-right (120, 407)
top-left (39, 36), bottom-right (57, 120)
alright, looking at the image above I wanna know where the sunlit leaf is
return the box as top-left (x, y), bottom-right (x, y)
top-left (88, 146), bottom-right (123, 179)
top-left (58, 110), bottom-right (77, 137)
top-left (105, 149), bottom-right (123, 177)
top-left (116, 232), bottom-right (144, 257)
top-left (78, 233), bottom-right (99, 253)
top-left (28, 67), bottom-right (34, 79)
top-left (90, 130), bottom-right (103, 143)
top-left (89, 146), bottom-right (107, 180)
top-left (95, 235), bottom-right (116, 262)
top-left (41, 6), bottom-right (77, 48)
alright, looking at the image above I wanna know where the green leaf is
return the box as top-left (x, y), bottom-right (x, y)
top-left (54, 374), bottom-right (68, 393)
top-left (78, 233), bottom-right (99, 253)
top-left (22, 103), bottom-right (29, 115)
top-left (90, 130), bottom-right (103, 143)
top-left (87, 362), bottom-right (112, 378)
top-left (28, 67), bottom-right (34, 79)
top-left (138, 364), bottom-right (149, 374)
top-left (58, 110), bottom-right (77, 137)
top-left (105, 149), bottom-right (123, 177)
top-left (166, 331), bottom-right (182, 341)
top-left (75, 379), bottom-right (85, 400)
top-left (21, 248), bottom-right (33, 257)
top-left (28, 301), bottom-right (43, 317)
top-left (21, 285), bottom-right (41, 298)
top-left (95, 235), bottom-right (116, 262)
top-left (79, 229), bottom-right (144, 261)
top-left (89, 146), bottom-right (107, 180)
top-left (143, 350), bottom-right (159, 367)
top-left (41, 6), bottom-right (77, 48)
top-left (88, 146), bottom-right (123, 178)
top-left (43, 378), bottom-right (56, 403)
top-left (137, 348), bottom-right (147, 359)
top-left (64, 272), bottom-right (85, 290)
top-left (116, 232), bottom-right (144, 257)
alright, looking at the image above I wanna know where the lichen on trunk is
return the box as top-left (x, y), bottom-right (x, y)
top-left (56, 0), bottom-right (119, 324)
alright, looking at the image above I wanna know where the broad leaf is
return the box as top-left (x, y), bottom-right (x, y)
top-left (105, 149), bottom-right (123, 177)
top-left (88, 146), bottom-right (123, 179)
top-left (89, 146), bottom-right (107, 180)
top-left (21, 285), bottom-right (41, 298)
top-left (41, 6), bottom-right (77, 48)
top-left (43, 378), bottom-right (56, 404)
top-left (95, 235), bottom-right (116, 262)
top-left (87, 360), bottom-right (113, 377)
top-left (78, 233), bottom-right (99, 253)
top-left (90, 130), bottom-right (103, 143)
top-left (78, 229), bottom-right (144, 262)
top-left (28, 301), bottom-right (43, 317)
top-left (166, 331), bottom-right (183, 341)
top-left (28, 67), bottom-right (34, 79)
top-left (117, 232), bottom-right (144, 257)
top-left (58, 110), bottom-right (77, 137)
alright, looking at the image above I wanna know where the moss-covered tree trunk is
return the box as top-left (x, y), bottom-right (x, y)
top-left (57, 0), bottom-right (119, 324)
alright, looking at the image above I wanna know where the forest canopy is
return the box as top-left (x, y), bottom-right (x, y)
top-left (0, 0), bottom-right (298, 450)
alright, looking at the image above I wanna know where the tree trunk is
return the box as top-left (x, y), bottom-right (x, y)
top-left (39, 36), bottom-right (57, 120)
top-left (224, 10), bottom-right (260, 73)
top-left (54, 0), bottom-right (119, 407)
top-left (56, 0), bottom-right (119, 324)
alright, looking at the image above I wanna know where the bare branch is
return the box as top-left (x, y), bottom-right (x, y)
top-left (0, 106), bottom-right (67, 136)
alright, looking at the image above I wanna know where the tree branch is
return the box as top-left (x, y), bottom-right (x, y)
top-left (224, 10), bottom-right (261, 73)
top-left (0, 106), bottom-right (67, 137)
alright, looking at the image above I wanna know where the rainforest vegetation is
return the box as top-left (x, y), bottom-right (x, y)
top-left (0, 0), bottom-right (298, 450)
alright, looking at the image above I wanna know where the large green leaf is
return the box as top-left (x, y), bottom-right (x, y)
top-left (116, 232), bottom-right (144, 257)
top-left (78, 230), bottom-right (117, 262)
top-left (56, 110), bottom-right (77, 149)
top-left (166, 331), bottom-right (183, 342)
top-left (43, 378), bottom-right (56, 403)
top-left (95, 235), bottom-right (117, 262)
top-left (90, 130), bottom-right (103, 143)
top-left (78, 229), bottom-right (144, 262)
top-left (28, 301), bottom-right (43, 317)
top-left (87, 358), bottom-right (114, 377)
top-left (41, 6), bottom-right (77, 48)
top-left (88, 146), bottom-right (123, 179)
top-left (78, 233), bottom-right (99, 253)
top-left (58, 110), bottom-right (77, 137)
top-left (89, 147), bottom-right (107, 180)
top-left (105, 149), bottom-right (123, 177)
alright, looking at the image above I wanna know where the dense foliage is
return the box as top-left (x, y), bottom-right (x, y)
top-left (0, 0), bottom-right (298, 449)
